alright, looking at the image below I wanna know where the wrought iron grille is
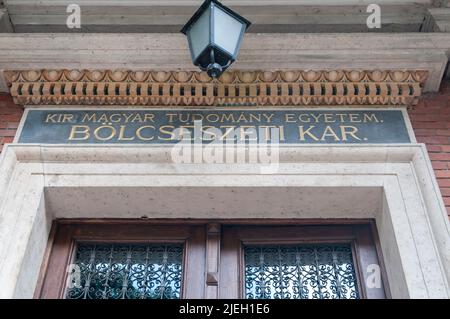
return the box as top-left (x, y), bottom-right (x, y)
top-left (244, 244), bottom-right (359, 299)
top-left (66, 243), bottom-right (184, 299)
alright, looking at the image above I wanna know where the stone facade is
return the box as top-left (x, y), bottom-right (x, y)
top-left (0, 94), bottom-right (22, 153)
top-left (410, 80), bottom-right (450, 216)
top-left (2, 80), bottom-right (450, 217)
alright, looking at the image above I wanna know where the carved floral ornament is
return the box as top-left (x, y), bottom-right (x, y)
top-left (5, 69), bottom-right (428, 107)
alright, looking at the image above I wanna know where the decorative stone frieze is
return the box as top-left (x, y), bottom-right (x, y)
top-left (5, 69), bottom-right (428, 107)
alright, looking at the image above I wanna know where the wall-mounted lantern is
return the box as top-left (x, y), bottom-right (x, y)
top-left (181, 0), bottom-right (251, 78)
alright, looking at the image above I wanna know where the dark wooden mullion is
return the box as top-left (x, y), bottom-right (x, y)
top-left (33, 220), bottom-right (58, 299)
top-left (370, 221), bottom-right (392, 299)
top-left (352, 224), bottom-right (387, 299)
top-left (37, 224), bottom-right (77, 299)
top-left (350, 238), bottom-right (365, 299)
top-left (219, 226), bottom-right (241, 299)
top-left (183, 226), bottom-right (206, 299)
top-left (205, 224), bottom-right (221, 299)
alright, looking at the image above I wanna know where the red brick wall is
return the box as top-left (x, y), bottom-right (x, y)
top-left (0, 94), bottom-right (23, 153)
top-left (409, 80), bottom-right (450, 216)
top-left (1, 82), bottom-right (450, 215)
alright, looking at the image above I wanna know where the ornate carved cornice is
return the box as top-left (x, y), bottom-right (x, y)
top-left (5, 69), bottom-right (428, 107)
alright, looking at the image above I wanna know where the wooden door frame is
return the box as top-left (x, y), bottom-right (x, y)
top-left (35, 219), bottom-right (388, 299)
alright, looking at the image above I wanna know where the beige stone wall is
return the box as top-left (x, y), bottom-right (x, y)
top-left (0, 144), bottom-right (449, 298)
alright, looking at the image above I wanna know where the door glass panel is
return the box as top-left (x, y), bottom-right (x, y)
top-left (244, 244), bottom-right (359, 299)
top-left (66, 243), bottom-right (184, 299)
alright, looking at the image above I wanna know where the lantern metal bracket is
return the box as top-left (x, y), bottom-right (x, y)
top-left (197, 48), bottom-right (232, 78)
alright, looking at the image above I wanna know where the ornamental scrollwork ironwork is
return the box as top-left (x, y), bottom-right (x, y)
top-left (66, 243), bottom-right (183, 299)
top-left (244, 244), bottom-right (359, 299)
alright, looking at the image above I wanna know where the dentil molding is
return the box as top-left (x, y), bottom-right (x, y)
top-left (5, 69), bottom-right (428, 107)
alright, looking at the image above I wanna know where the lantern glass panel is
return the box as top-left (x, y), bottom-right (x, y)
top-left (187, 5), bottom-right (211, 62)
top-left (213, 6), bottom-right (244, 58)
